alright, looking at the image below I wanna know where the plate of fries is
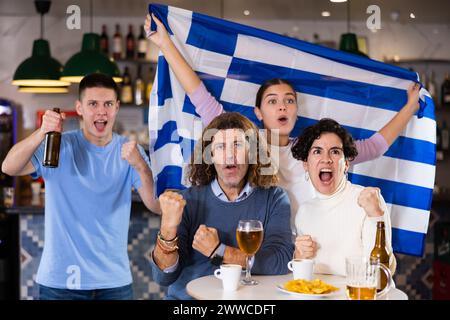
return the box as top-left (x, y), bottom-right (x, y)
top-left (277, 279), bottom-right (341, 299)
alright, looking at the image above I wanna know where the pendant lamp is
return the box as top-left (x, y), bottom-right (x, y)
top-left (60, 0), bottom-right (122, 83)
top-left (338, 0), bottom-right (367, 57)
top-left (12, 0), bottom-right (70, 92)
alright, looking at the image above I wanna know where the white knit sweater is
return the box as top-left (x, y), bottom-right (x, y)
top-left (295, 180), bottom-right (397, 276)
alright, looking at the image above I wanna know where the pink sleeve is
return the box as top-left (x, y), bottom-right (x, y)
top-left (353, 132), bottom-right (389, 164)
top-left (187, 82), bottom-right (224, 127)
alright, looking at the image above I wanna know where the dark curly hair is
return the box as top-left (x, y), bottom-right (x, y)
top-left (291, 118), bottom-right (358, 162)
top-left (188, 112), bottom-right (278, 188)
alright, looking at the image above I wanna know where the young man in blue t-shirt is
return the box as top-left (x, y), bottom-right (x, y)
top-left (150, 112), bottom-right (294, 300)
top-left (2, 73), bottom-right (160, 300)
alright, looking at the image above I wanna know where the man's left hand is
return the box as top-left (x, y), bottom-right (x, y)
top-left (192, 224), bottom-right (220, 257)
top-left (121, 141), bottom-right (143, 168)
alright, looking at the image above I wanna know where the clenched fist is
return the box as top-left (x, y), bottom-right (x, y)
top-left (159, 191), bottom-right (187, 238)
top-left (357, 187), bottom-right (384, 217)
top-left (192, 224), bottom-right (220, 257)
top-left (121, 140), bottom-right (143, 168)
top-left (294, 235), bottom-right (317, 259)
top-left (40, 109), bottom-right (65, 136)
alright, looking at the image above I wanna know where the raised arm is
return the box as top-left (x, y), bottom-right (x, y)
top-left (145, 13), bottom-right (200, 94)
top-left (353, 83), bottom-right (420, 164)
top-left (144, 14), bottom-right (223, 126)
top-left (1, 109), bottom-right (64, 176)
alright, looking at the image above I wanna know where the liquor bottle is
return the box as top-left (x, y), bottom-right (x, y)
top-left (43, 108), bottom-right (62, 168)
top-left (137, 25), bottom-right (147, 59)
top-left (134, 65), bottom-right (144, 106)
top-left (100, 24), bottom-right (109, 56)
top-left (113, 24), bottom-right (123, 60)
top-left (145, 72), bottom-right (153, 103)
top-left (428, 71), bottom-right (437, 102)
top-left (420, 73), bottom-right (427, 90)
top-left (370, 221), bottom-right (390, 292)
top-left (120, 67), bottom-right (133, 104)
top-left (126, 25), bottom-right (135, 59)
top-left (442, 121), bottom-right (449, 151)
top-left (442, 72), bottom-right (450, 108)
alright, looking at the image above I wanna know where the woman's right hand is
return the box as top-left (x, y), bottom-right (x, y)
top-left (144, 13), bottom-right (170, 48)
top-left (294, 235), bottom-right (317, 259)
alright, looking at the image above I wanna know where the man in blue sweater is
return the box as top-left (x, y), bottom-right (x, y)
top-left (150, 112), bottom-right (293, 299)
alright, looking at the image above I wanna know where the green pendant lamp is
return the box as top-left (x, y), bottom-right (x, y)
top-left (12, 1), bottom-right (70, 92)
top-left (338, 0), bottom-right (367, 57)
top-left (60, 0), bottom-right (122, 83)
top-left (18, 85), bottom-right (69, 93)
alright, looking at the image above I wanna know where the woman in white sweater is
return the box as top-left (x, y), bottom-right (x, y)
top-left (291, 119), bottom-right (396, 276)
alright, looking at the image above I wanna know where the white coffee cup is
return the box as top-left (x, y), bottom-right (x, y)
top-left (214, 264), bottom-right (242, 292)
top-left (287, 259), bottom-right (314, 280)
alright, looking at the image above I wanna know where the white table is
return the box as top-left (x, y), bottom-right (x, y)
top-left (187, 273), bottom-right (408, 300)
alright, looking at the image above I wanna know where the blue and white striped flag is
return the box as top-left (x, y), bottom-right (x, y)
top-left (147, 4), bottom-right (436, 256)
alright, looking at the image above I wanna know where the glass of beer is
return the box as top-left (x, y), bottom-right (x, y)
top-left (236, 219), bottom-right (264, 285)
top-left (345, 256), bottom-right (392, 300)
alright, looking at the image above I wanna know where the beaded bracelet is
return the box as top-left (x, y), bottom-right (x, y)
top-left (158, 231), bottom-right (178, 244)
top-left (156, 237), bottom-right (178, 254)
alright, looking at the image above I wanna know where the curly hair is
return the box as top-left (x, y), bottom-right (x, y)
top-left (291, 118), bottom-right (358, 162)
top-left (188, 112), bottom-right (278, 188)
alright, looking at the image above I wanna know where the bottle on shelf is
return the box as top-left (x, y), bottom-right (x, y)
top-left (43, 108), bottom-right (62, 168)
top-left (442, 72), bottom-right (450, 108)
top-left (442, 121), bottom-right (449, 152)
top-left (100, 24), bottom-right (109, 57)
top-left (120, 67), bottom-right (133, 104)
top-left (126, 25), bottom-right (135, 59)
top-left (145, 68), bottom-right (154, 103)
top-left (428, 71), bottom-right (437, 103)
top-left (370, 221), bottom-right (390, 292)
top-left (137, 25), bottom-right (147, 59)
top-left (437, 122), bottom-right (444, 161)
top-left (420, 73), bottom-right (427, 90)
top-left (113, 24), bottom-right (123, 60)
top-left (134, 65), bottom-right (145, 106)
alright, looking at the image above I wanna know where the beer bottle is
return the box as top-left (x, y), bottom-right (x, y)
top-left (43, 108), bottom-right (62, 168)
top-left (100, 24), bottom-right (109, 56)
top-left (370, 221), bottom-right (390, 291)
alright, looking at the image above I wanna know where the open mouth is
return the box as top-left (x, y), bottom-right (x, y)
top-left (319, 168), bottom-right (333, 184)
top-left (94, 120), bottom-right (107, 132)
top-left (277, 116), bottom-right (289, 125)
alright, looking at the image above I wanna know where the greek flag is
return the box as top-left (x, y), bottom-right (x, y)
top-left (147, 4), bottom-right (436, 256)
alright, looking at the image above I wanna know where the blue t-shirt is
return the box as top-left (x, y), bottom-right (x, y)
top-left (31, 129), bottom-right (150, 289)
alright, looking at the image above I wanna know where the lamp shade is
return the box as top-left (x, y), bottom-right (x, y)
top-left (61, 33), bottom-right (122, 83)
top-left (339, 33), bottom-right (367, 57)
top-left (18, 86), bottom-right (69, 93)
top-left (12, 39), bottom-right (70, 87)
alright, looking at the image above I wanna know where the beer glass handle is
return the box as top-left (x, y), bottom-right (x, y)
top-left (214, 269), bottom-right (222, 279)
top-left (376, 263), bottom-right (392, 299)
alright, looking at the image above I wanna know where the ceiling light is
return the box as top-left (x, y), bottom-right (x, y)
top-left (60, 0), bottom-right (122, 83)
top-left (18, 86), bottom-right (69, 93)
top-left (410, 13), bottom-right (416, 19)
top-left (330, 0), bottom-right (347, 3)
top-left (321, 11), bottom-right (331, 17)
top-left (243, 10), bottom-right (250, 16)
top-left (12, 1), bottom-right (69, 91)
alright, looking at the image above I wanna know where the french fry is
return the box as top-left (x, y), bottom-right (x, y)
top-left (284, 279), bottom-right (339, 294)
